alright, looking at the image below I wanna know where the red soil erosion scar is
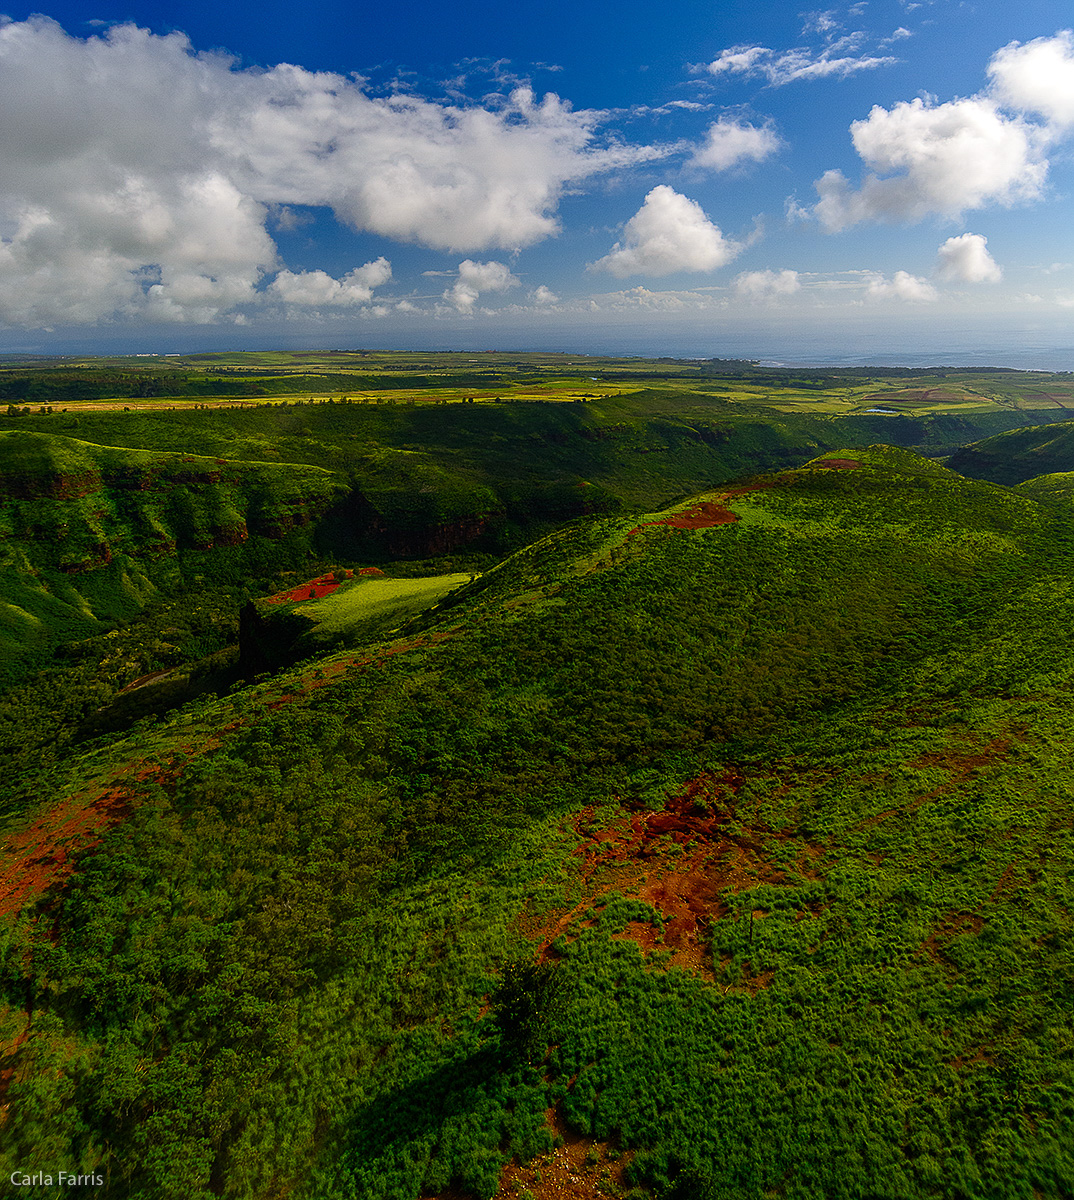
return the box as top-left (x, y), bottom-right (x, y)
top-left (263, 566), bottom-right (385, 605)
top-left (811, 458), bottom-right (861, 469)
top-left (533, 769), bottom-right (822, 982)
top-left (627, 481), bottom-right (773, 536)
top-left (0, 759), bottom-right (181, 918)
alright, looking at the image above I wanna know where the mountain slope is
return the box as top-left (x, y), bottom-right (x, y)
top-left (0, 447), bottom-right (1072, 1200)
top-left (946, 417), bottom-right (1074, 485)
top-left (5, 390), bottom-right (1071, 560)
top-left (0, 430), bottom-right (347, 681)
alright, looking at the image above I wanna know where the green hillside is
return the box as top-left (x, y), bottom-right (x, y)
top-left (1, 444), bottom-right (1072, 1199)
top-left (946, 417), bottom-right (1074, 485)
top-left (0, 431), bottom-right (347, 683)
top-left (1016, 469), bottom-right (1074, 502)
top-left (3, 382), bottom-right (1069, 565)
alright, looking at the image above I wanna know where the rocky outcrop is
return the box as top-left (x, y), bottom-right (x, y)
top-left (238, 600), bottom-right (312, 679)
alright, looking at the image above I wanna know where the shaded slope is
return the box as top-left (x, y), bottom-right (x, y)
top-left (946, 417), bottom-right (1074, 485)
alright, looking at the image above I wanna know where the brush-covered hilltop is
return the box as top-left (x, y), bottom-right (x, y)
top-left (0, 357), bottom-right (1073, 1200)
top-left (947, 415), bottom-right (1074, 485)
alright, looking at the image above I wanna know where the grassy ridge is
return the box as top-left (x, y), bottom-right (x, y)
top-left (1, 447), bottom-right (1072, 1198)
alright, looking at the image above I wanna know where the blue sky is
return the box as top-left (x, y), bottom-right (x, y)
top-left (1, 0), bottom-right (1073, 363)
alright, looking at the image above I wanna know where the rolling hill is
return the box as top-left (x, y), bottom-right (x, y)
top-left (946, 417), bottom-right (1074, 486)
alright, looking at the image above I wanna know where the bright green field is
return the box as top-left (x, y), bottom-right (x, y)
top-left (294, 572), bottom-right (473, 644)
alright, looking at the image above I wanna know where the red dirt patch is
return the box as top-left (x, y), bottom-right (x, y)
top-left (812, 458), bottom-right (860, 469)
top-left (647, 499), bottom-right (739, 529)
top-left (263, 569), bottom-right (355, 604)
top-left (494, 1110), bottom-right (635, 1200)
top-left (532, 770), bottom-right (822, 981)
top-left (948, 1047), bottom-right (996, 1072)
top-left (628, 482), bottom-right (772, 537)
top-left (0, 760), bottom-right (178, 918)
top-left (423, 1112), bottom-right (635, 1200)
top-left (855, 735), bottom-right (1014, 835)
top-left (922, 910), bottom-right (985, 965)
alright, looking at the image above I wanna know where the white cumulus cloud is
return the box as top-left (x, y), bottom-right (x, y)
top-left (733, 269), bottom-right (801, 301)
top-left (445, 259), bottom-right (519, 312)
top-left (866, 271), bottom-right (938, 302)
top-left (0, 16), bottom-right (664, 327)
top-left (702, 39), bottom-right (896, 86)
top-left (269, 257), bottom-right (392, 307)
top-left (590, 186), bottom-right (741, 278)
top-left (219, 75), bottom-right (658, 254)
top-left (810, 33), bottom-right (1074, 232)
top-left (531, 285), bottom-right (559, 305)
top-left (813, 96), bottom-right (1048, 230)
top-left (936, 234), bottom-right (1001, 283)
top-left (690, 117), bottom-right (780, 171)
top-left (988, 30), bottom-right (1074, 129)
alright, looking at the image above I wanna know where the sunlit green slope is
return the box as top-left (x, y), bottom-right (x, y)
top-left (1, 446), bottom-right (1072, 1200)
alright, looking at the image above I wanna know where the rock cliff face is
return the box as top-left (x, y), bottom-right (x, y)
top-left (362, 512), bottom-right (494, 557)
top-left (0, 469), bottom-right (103, 500)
